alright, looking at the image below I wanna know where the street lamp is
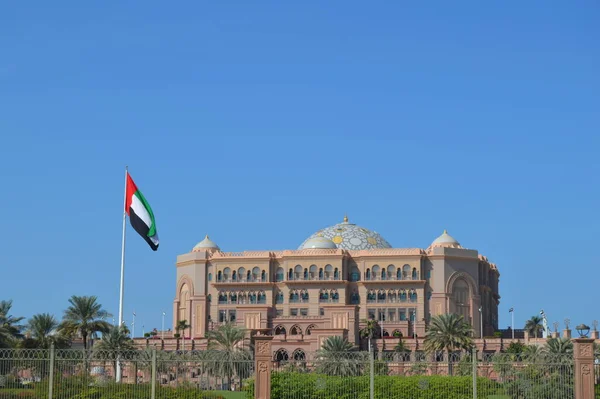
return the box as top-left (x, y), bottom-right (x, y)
top-left (576, 324), bottom-right (590, 338)
top-left (478, 306), bottom-right (483, 338)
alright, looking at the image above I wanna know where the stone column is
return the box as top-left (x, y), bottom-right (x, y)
top-left (573, 338), bottom-right (594, 399)
top-left (254, 335), bottom-right (273, 399)
top-left (563, 329), bottom-right (572, 339)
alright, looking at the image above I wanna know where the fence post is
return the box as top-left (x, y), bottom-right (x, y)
top-left (573, 338), bottom-right (594, 399)
top-left (151, 348), bottom-right (157, 399)
top-left (48, 343), bottom-right (55, 399)
top-left (369, 348), bottom-right (374, 399)
top-left (471, 347), bottom-right (477, 399)
top-left (254, 335), bottom-right (273, 399)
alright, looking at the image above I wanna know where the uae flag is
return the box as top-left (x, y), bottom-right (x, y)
top-left (125, 173), bottom-right (159, 251)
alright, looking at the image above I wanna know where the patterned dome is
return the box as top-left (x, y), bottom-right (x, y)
top-left (298, 216), bottom-right (392, 250)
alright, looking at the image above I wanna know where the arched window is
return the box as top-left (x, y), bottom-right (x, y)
top-left (232, 271), bottom-right (237, 281)
top-left (247, 270), bottom-right (251, 281)
top-left (223, 267), bottom-right (231, 281)
top-left (402, 265), bottom-right (411, 279)
top-left (238, 267), bottom-right (246, 281)
top-left (301, 290), bottom-right (309, 301)
top-left (179, 283), bottom-right (190, 322)
top-left (378, 290), bottom-right (386, 302)
top-left (239, 291), bottom-right (247, 304)
top-left (218, 291), bottom-right (227, 304)
top-left (290, 325), bottom-right (302, 335)
top-left (324, 265), bottom-right (333, 279)
top-left (366, 268), bottom-right (371, 281)
top-left (351, 291), bottom-right (360, 304)
top-left (392, 329), bottom-right (402, 338)
top-left (382, 329), bottom-right (390, 337)
top-left (276, 267), bottom-right (284, 282)
top-left (396, 269), bottom-right (402, 280)
top-left (288, 268), bottom-right (293, 280)
top-left (252, 267), bottom-right (261, 282)
top-left (372, 265), bottom-right (380, 280)
top-left (453, 278), bottom-right (471, 322)
top-left (388, 265), bottom-right (396, 279)
top-left (306, 324), bottom-right (316, 335)
top-left (249, 291), bottom-right (257, 304)
top-left (208, 273), bottom-right (212, 282)
top-left (319, 268), bottom-right (324, 280)
top-left (334, 268), bottom-right (339, 280)
top-left (381, 269), bottom-right (386, 280)
top-left (230, 292), bottom-right (238, 303)
top-left (400, 290), bottom-right (407, 302)
top-left (292, 349), bottom-right (306, 361)
top-left (309, 265), bottom-right (317, 280)
top-left (388, 290), bottom-right (396, 303)
top-left (274, 348), bottom-right (289, 362)
top-left (261, 270), bottom-right (266, 282)
top-left (258, 291), bottom-right (266, 303)
top-left (303, 268), bottom-right (308, 280)
top-left (331, 290), bottom-right (339, 302)
top-left (410, 290), bottom-right (417, 303)
top-left (367, 290), bottom-right (376, 302)
top-left (276, 291), bottom-right (284, 304)
top-left (412, 268), bottom-right (418, 280)
top-left (294, 265), bottom-right (302, 280)
top-left (350, 266), bottom-right (360, 282)
top-left (217, 271), bottom-right (222, 282)
top-left (274, 326), bottom-right (286, 336)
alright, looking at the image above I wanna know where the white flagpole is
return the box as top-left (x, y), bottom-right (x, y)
top-left (132, 311), bottom-right (136, 338)
top-left (117, 166), bottom-right (128, 383)
top-left (511, 308), bottom-right (515, 340)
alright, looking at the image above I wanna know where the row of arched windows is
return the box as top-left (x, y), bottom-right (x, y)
top-left (365, 289), bottom-right (418, 303)
top-left (276, 265), bottom-right (340, 281)
top-left (288, 289), bottom-right (309, 303)
top-left (274, 348), bottom-right (306, 362)
top-left (215, 267), bottom-right (266, 283)
top-left (217, 290), bottom-right (266, 304)
top-left (274, 324), bottom-right (316, 336)
top-left (365, 265), bottom-right (419, 281)
top-left (319, 289), bottom-right (339, 303)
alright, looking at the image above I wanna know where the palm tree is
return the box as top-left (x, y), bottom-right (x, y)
top-left (524, 316), bottom-right (543, 339)
top-left (0, 300), bottom-right (24, 348)
top-left (204, 323), bottom-right (252, 390)
top-left (176, 319), bottom-right (190, 351)
top-left (58, 295), bottom-right (112, 350)
top-left (26, 313), bottom-right (69, 349)
top-left (393, 339), bottom-right (409, 362)
top-left (546, 337), bottom-right (573, 354)
top-left (423, 314), bottom-right (473, 375)
top-left (359, 318), bottom-right (379, 351)
top-left (94, 324), bottom-right (136, 380)
top-left (315, 336), bottom-right (365, 377)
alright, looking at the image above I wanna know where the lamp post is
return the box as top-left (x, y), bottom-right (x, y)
top-left (161, 312), bottom-right (165, 341)
top-left (576, 324), bottom-right (590, 338)
top-left (478, 306), bottom-right (483, 338)
top-left (509, 307), bottom-right (514, 340)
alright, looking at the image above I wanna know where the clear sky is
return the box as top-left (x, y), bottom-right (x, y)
top-left (1, 1), bottom-right (598, 335)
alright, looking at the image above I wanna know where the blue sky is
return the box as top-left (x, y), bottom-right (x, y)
top-left (1, 1), bottom-right (598, 334)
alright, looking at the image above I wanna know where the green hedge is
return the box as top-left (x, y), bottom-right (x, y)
top-left (29, 376), bottom-right (226, 399)
top-left (266, 372), bottom-right (501, 399)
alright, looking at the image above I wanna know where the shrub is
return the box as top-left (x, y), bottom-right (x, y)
top-left (268, 372), bottom-right (502, 399)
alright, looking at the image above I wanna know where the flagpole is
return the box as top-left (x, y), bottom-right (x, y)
top-left (117, 166), bottom-right (128, 383)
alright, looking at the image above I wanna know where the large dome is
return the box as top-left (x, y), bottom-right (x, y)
top-left (298, 216), bottom-right (392, 250)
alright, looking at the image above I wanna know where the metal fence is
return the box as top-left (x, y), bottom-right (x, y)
top-left (0, 347), bottom-right (580, 399)
top-left (269, 350), bottom-right (575, 399)
top-left (0, 348), bottom-right (254, 399)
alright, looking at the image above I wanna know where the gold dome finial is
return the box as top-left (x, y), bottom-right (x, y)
top-left (205, 234), bottom-right (210, 239)
top-left (343, 214), bottom-right (349, 223)
top-left (443, 229), bottom-right (448, 234)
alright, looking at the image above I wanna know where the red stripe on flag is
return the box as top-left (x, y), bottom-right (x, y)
top-left (125, 173), bottom-right (138, 215)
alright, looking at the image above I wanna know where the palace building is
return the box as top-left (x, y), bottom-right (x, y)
top-left (172, 216), bottom-right (500, 354)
